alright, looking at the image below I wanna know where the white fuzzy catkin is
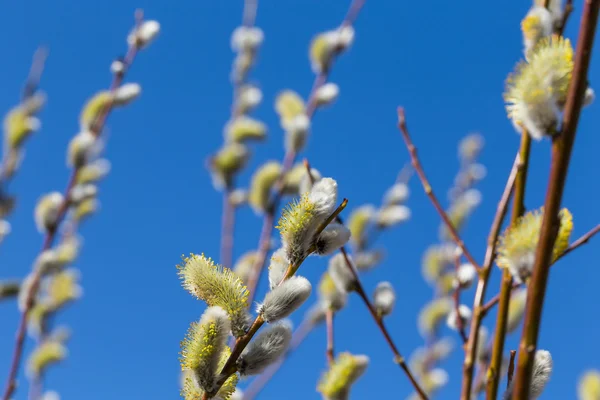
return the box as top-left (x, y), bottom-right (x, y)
top-left (315, 223), bottom-right (351, 255)
top-left (231, 26), bottom-right (264, 52)
top-left (383, 183), bottom-right (410, 205)
top-left (314, 83), bottom-right (339, 106)
top-left (237, 323), bottom-right (292, 376)
top-left (309, 178), bottom-right (338, 220)
top-left (284, 114), bottom-right (310, 153)
top-left (67, 130), bottom-right (96, 167)
top-left (34, 192), bottom-right (64, 233)
top-left (446, 305), bottom-right (472, 331)
top-left (128, 20), bottom-right (160, 48)
top-left (373, 281), bottom-right (395, 317)
top-left (298, 168), bottom-right (321, 195)
top-left (504, 350), bottom-right (552, 400)
top-left (376, 205), bottom-right (411, 228)
top-left (259, 276), bottom-right (311, 322)
top-left (113, 83), bottom-right (142, 106)
top-left (328, 253), bottom-right (356, 293)
top-left (268, 248), bottom-right (289, 290)
top-left (455, 263), bottom-right (477, 288)
top-left (70, 184), bottom-right (98, 204)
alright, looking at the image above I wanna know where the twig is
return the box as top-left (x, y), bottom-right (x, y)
top-left (244, 0), bottom-right (367, 306)
top-left (460, 153), bottom-right (521, 400)
top-left (220, 186), bottom-right (235, 269)
top-left (511, 2), bottom-right (600, 398)
top-left (396, 107), bottom-right (481, 271)
top-left (507, 350), bottom-right (517, 388)
top-left (339, 248), bottom-right (429, 399)
top-left (453, 254), bottom-right (468, 344)
top-left (486, 131), bottom-right (531, 400)
top-left (558, 0), bottom-right (575, 35)
top-left (242, 0), bottom-right (258, 27)
top-left (325, 308), bottom-right (335, 365)
top-left (242, 317), bottom-right (314, 400)
top-left (1, 12), bottom-right (145, 400)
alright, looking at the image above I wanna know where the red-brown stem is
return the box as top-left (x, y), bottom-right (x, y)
top-left (220, 186), bottom-right (235, 269)
top-left (486, 131), bottom-right (531, 399)
top-left (460, 153), bottom-right (521, 400)
top-left (482, 223), bottom-right (600, 313)
top-left (512, 2), bottom-right (600, 397)
top-left (242, 0), bottom-right (258, 27)
top-left (339, 248), bottom-right (428, 399)
top-left (559, 0), bottom-right (575, 35)
top-left (244, 0), bottom-right (366, 305)
top-left (507, 350), bottom-right (517, 388)
top-left (396, 107), bottom-right (481, 271)
top-left (325, 308), bottom-right (335, 365)
top-left (243, 317), bottom-right (314, 400)
top-left (453, 255), bottom-right (468, 344)
top-left (1, 13), bottom-right (144, 400)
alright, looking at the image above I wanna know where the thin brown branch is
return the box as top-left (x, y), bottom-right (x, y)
top-left (507, 350), bottom-right (517, 389)
top-left (559, 0), bottom-right (575, 35)
top-left (512, 1), bottom-right (600, 397)
top-left (460, 153), bottom-right (521, 400)
top-left (1, 12), bottom-right (145, 400)
top-left (339, 248), bottom-right (429, 399)
top-left (22, 47), bottom-right (48, 101)
top-left (220, 187), bottom-right (235, 269)
top-left (242, 0), bottom-right (258, 27)
top-left (486, 131), bottom-right (531, 400)
top-left (244, 0), bottom-right (367, 306)
top-left (325, 308), bottom-right (335, 365)
top-left (396, 107), bottom-right (481, 271)
top-left (453, 254), bottom-right (468, 344)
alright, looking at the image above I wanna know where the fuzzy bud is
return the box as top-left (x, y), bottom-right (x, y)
top-left (383, 183), bottom-right (410, 205)
top-left (67, 130), bottom-right (97, 168)
top-left (506, 287), bottom-right (528, 333)
top-left (209, 143), bottom-right (250, 190)
top-left (225, 116), bottom-right (267, 143)
top-left (237, 322), bottom-right (292, 376)
top-left (318, 272), bottom-right (347, 311)
top-left (69, 184), bottom-right (98, 205)
top-left (76, 159), bottom-right (111, 184)
top-left (34, 192), bottom-right (64, 233)
top-left (309, 26), bottom-right (355, 73)
top-left (327, 252), bottom-right (356, 293)
top-left (418, 297), bottom-right (453, 337)
top-left (446, 305), bottom-right (472, 331)
top-left (376, 205), bottom-right (411, 228)
top-left (578, 370), bottom-right (600, 400)
top-left (284, 114), bottom-right (310, 153)
top-left (298, 167), bottom-right (321, 195)
top-left (454, 263), bottom-right (476, 288)
top-left (259, 276), bottom-right (311, 322)
top-left (268, 248), bottom-right (289, 290)
top-left (248, 162), bottom-right (282, 214)
top-left (128, 20), bottom-right (160, 49)
top-left (354, 250), bottom-right (385, 271)
top-left (373, 281), bottom-right (395, 317)
top-left (504, 350), bottom-right (552, 400)
top-left (233, 251), bottom-right (258, 285)
top-left (231, 26), bottom-right (264, 52)
top-left (235, 85), bottom-right (263, 114)
top-left (347, 205), bottom-right (376, 247)
top-left (315, 223), bottom-right (351, 256)
top-left (113, 83), bottom-right (142, 106)
top-left (314, 83), bottom-right (339, 107)
top-left (317, 352), bottom-right (368, 399)
top-left (584, 87), bottom-right (595, 106)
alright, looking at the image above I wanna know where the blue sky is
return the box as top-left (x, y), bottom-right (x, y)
top-left (1, 1), bottom-right (599, 399)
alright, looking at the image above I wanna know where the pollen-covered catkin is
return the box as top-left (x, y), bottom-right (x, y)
top-left (179, 307), bottom-right (231, 392)
top-left (259, 276), bottom-right (312, 322)
top-left (237, 322), bottom-right (292, 376)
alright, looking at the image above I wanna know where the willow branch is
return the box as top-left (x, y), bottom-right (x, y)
top-left (339, 248), bottom-right (428, 399)
top-left (396, 107), bottom-right (481, 271)
top-left (204, 201), bottom-right (348, 399)
top-left (1, 12), bottom-right (145, 400)
top-left (512, 2), bottom-right (600, 397)
top-left (507, 350), bottom-right (517, 388)
top-left (453, 254), bottom-right (468, 344)
top-left (325, 308), bottom-right (335, 365)
top-left (486, 131), bottom-right (532, 399)
top-left (460, 153), bottom-right (521, 400)
top-left (244, 0), bottom-right (367, 305)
